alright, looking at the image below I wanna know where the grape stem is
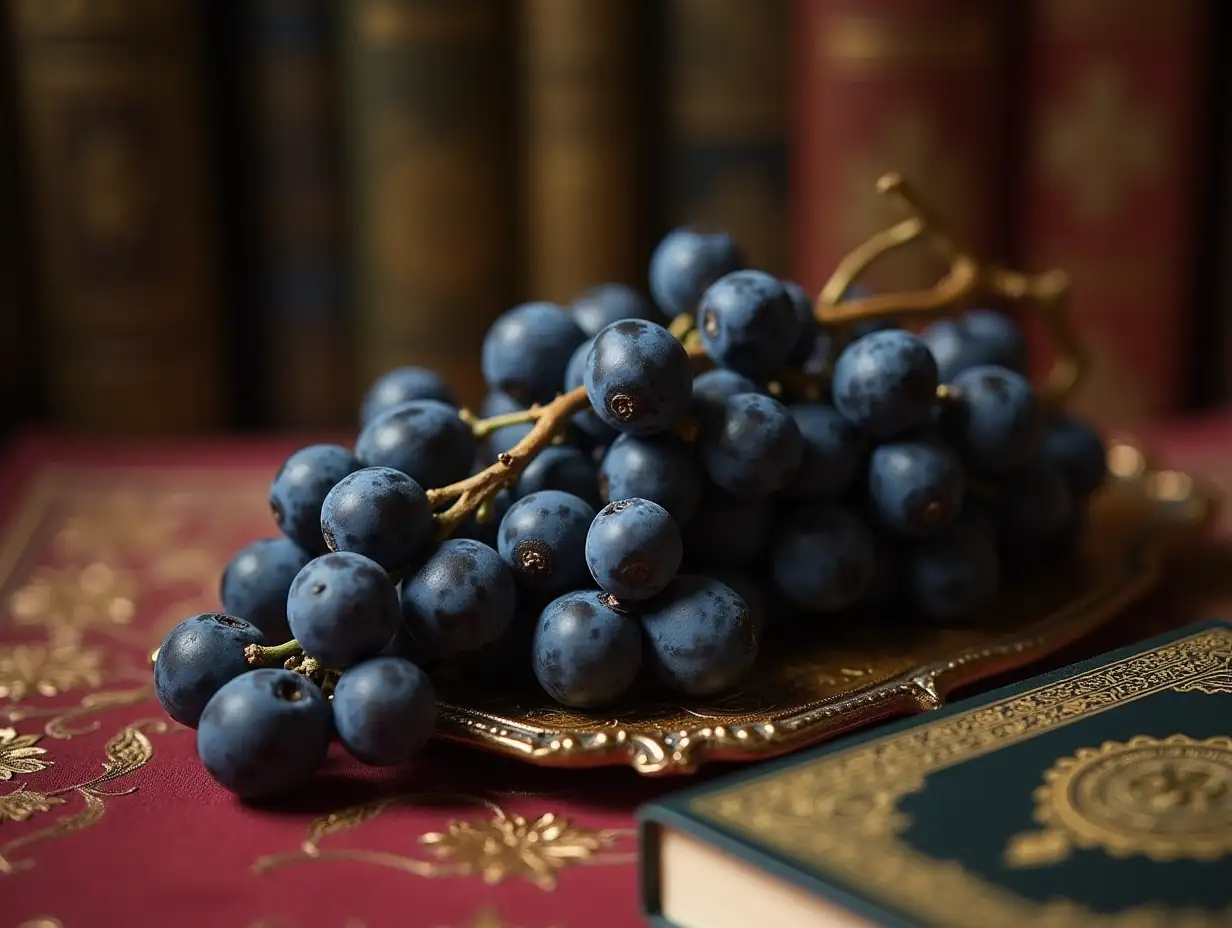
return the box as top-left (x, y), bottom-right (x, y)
top-left (245, 639), bottom-right (304, 668)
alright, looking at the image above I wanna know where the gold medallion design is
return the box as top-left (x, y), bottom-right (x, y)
top-left (1006, 735), bottom-right (1232, 868)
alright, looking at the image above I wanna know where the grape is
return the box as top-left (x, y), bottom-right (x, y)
top-left (696, 271), bottom-right (799, 379)
top-left (571, 282), bottom-right (663, 336)
top-left (286, 552), bottom-right (400, 668)
top-left (515, 445), bottom-right (599, 507)
top-left (355, 399), bottom-right (475, 490)
top-left (585, 498), bottom-right (682, 600)
top-left (782, 404), bottom-right (864, 499)
top-left (641, 574), bottom-right (758, 696)
top-left (320, 466), bottom-right (434, 572)
top-left (480, 390), bottom-right (535, 457)
top-left (331, 656), bottom-right (438, 765)
top-left (770, 504), bottom-right (876, 612)
top-left (584, 319), bottom-right (692, 435)
top-left (598, 433), bottom-right (701, 525)
top-left (691, 368), bottom-right (764, 419)
top-left (453, 488), bottom-right (513, 548)
top-left (154, 613), bottom-right (264, 728)
top-left (564, 338), bottom-right (617, 442)
top-left (196, 668), bottom-right (331, 800)
top-left (940, 366), bottom-right (1042, 473)
top-left (682, 490), bottom-right (771, 567)
top-left (379, 617), bottom-right (430, 666)
top-left (697, 567), bottom-right (766, 636)
top-left (904, 510), bottom-right (999, 621)
top-left (921, 309), bottom-right (1027, 381)
top-left (784, 280), bottom-right (819, 365)
top-left (401, 538), bottom-right (517, 659)
top-left (498, 490), bottom-right (595, 595)
top-left (269, 444), bottom-right (361, 554)
top-left (832, 329), bottom-right (939, 438)
top-left (698, 393), bottom-right (802, 497)
top-left (532, 590), bottom-right (642, 708)
top-left (481, 301), bottom-right (587, 404)
top-left (1042, 415), bottom-right (1107, 499)
top-left (220, 538), bottom-right (310, 642)
top-left (649, 227), bottom-right (743, 317)
top-left (868, 439), bottom-right (965, 536)
top-left (361, 366), bottom-right (457, 425)
top-left (998, 459), bottom-right (1074, 538)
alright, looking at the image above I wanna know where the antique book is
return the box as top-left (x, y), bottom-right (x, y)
top-left (1015, 0), bottom-right (1206, 425)
top-left (341, 0), bottom-right (515, 409)
top-left (8, 0), bottom-right (225, 433)
top-left (641, 620), bottom-right (1232, 928)
top-left (661, 0), bottom-right (791, 278)
top-left (518, 0), bottom-right (647, 303)
top-left (792, 0), bottom-right (1013, 296)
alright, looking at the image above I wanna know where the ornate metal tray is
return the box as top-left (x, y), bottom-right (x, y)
top-left (432, 438), bottom-right (1219, 774)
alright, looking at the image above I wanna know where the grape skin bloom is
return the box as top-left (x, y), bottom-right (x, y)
top-left (497, 490), bottom-right (596, 596)
top-left (640, 575), bottom-right (758, 697)
top-left (482, 301), bottom-right (587, 405)
top-left (401, 538), bottom-right (517, 660)
top-left (220, 538), bottom-right (310, 642)
top-left (355, 399), bottom-right (475, 490)
top-left (697, 270), bottom-right (800, 379)
top-left (155, 613), bottom-right (265, 729)
top-left (585, 498), bottom-right (682, 601)
top-left (269, 443), bottom-right (361, 555)
top-left (532, 590), bottom-right (642, 709)
top-left (585, 319), bottom-right (693, 435)
top-left (320, 466), bottom-right (434, 572)
top-left (286, 552), bottom-right (401, 669)
top-left (331, 656), bottom-right (437, 765)
top-left (196, 668), bottom-right (331, 801)
top-left (832, 329), bottom-right (939, 438)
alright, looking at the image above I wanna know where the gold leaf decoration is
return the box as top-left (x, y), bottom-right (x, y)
top-left (303, 798), bottom-right (397, 855)
top-left (420, 810), bottom-right (607, 891)
top-left (1175, 671), bottom-right (1232, 696)
top-left (103, 725), bottom-right (153, 773)
top-left (0, 642), bottom-right (105, 702)
top-left (0, 727), bottom-right (52, 779)
top-left (0, 788), bottom-right (64, 823)
top-left (8, 563), bottom-right (137, 630)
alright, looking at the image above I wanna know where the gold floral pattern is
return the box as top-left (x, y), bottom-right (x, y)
top-left (9, 562), bottom-right (137, 629)
top-left (51, 487), bottom-right (194, 565)
top-left (421, 810), bottom-right (608, 891)
top-left (0, 789), bottom-right (63, 823)
top-left (0, 642), bottom-right (105, 702)
top-left (253, 795), bottom-right (636, 892)
top-left (0, 727), bottom-right (52, 779)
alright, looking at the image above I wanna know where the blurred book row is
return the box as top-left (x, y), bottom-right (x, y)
top-left (0, 0), bottom-right (1222, 435)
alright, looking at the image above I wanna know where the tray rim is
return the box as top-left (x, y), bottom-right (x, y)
top-left (434, 444), bottom-right (1221, 775)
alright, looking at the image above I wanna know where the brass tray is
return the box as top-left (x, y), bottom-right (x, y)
top-left (432, 438), bottom-right (1219, 774)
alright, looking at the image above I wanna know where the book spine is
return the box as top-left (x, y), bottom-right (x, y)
top-left (792, 0), bottom-right (1011, 296)
top-left (662, 0), bottom-right (791, 278)
top-left (9, 0), bottom-right (224, 433)
top-left (341, 0), bottom-right (514, 409)
top-left (1016, 0), bottom-right (1205, 425)
top-left (519, 0), bottom-right (644, 303)
top-left (245, 0), bottom-right (352, 428)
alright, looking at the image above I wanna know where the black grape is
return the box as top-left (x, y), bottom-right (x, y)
top-left (220, 538), bottom-right (310, 642)
top-left (497, 490), bottom-right (595, 596)
top-left (770, 504), bottom-right (876, 613)
top-left (532, 590), bottom-right (642, 708)
top-left (331, 657), bottom-right (437, 765)
top-left (571, 282), bottom-right (664, 336)
top-left (868, 439), bottom-right (966, 536)
top-left (585, 498), bottom-right (682, 600)
top-left (355, 399), bottom-right (475, 490)
top-left (361, 366), bottom-right (457, 425)
top-left (481, 301), bottom-right (587, 404)
top-left (598, 433), bottom-right (702, 526)
top-left (269, 444), bottom-right (361, 554)
top-left (320, 466), bottom-right (434, 572)
top-left (155, 613), bottom-right (264, 729)
top-left (286, 552), bottom-right (400, 668)
top-left (832, 329), bottom-right (939, 438)
top-left (698, 393), bottom-right (803, 497)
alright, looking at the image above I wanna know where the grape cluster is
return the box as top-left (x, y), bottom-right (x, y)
top-left (154, 225), bottom-right (1108, 801)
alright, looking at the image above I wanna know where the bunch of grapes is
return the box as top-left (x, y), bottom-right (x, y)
top-left (153, 226), bottom-right (1108, 801)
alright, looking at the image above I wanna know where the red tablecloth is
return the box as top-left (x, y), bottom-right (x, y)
top-left (0, 421), bottom-right (1229, 928)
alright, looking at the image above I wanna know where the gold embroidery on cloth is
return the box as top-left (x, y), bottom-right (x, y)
top-left (437, 906), bottom-right (562, 928)
top-left (0, 727), bottom-right (52, 779)
top-left (0, 719), bottom-right (167, 874)
top-left (1006, 735), bottom-right (1232, 868)
top-left (0, 640), bottom-right (105, 701)
top-left (690, 627), bottom-right (1232, 928)
top-left (252, 793), bottom-right (636, 891)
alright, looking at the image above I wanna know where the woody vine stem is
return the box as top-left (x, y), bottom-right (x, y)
top-left (242, 172), bottom-right (1080, 674)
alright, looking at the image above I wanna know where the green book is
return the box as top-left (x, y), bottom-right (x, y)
top-left (640, 620), bottom-right (1232, 928)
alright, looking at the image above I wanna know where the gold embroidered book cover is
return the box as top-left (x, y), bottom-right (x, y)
top-left (640, 621), bottom-right (1232, 928)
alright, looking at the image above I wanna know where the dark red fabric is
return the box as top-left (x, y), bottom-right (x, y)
top-left (0, 420), bottom-right (1228, 927)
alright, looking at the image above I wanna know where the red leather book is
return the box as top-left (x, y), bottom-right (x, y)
top-left (0, 435), bottom-right (665, 927)
top-left (792, 0), bottom-right (1012, 296)
top-left (1015, 0), bottom-right (1206, 427)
